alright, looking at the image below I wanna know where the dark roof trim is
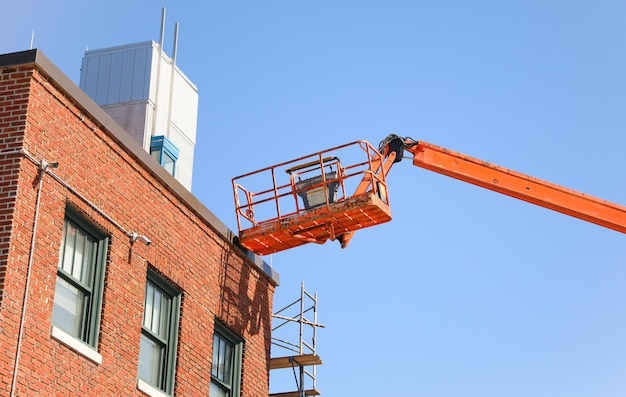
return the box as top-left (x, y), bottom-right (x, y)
top-left (0, 49), bottom-right (279, 285)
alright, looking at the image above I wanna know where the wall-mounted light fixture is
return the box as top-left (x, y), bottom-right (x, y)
top-left (131, 232), bottom-right (152, 246)
top-left (40, 159), bottom-right (59, 171)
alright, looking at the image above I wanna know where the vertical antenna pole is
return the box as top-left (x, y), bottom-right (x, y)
top-left (151, 7), bottom-right (167, 141)
top-left (29, 31), bottom-right (35, 50)
top-left (159, 8), bottom-right (166, 47)
top-left (166, 22), bottom-right (179, 139)
top-left (172, 22), bottom-right (179, 62)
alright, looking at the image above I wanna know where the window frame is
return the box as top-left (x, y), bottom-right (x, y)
top-left (150, 135), bottom-right (179, 177)
top-left (211, 322), bottom-right (243, 397)
top-left (138, 270), bottom-right (181, 396)
top-left (52, 207), bottom-right (108, 348)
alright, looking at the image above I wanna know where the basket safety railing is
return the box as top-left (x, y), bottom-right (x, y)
top-left (233, 140), bottom-right (389, 233)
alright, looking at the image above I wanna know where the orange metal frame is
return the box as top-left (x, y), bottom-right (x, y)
top-left (234, 135), bottom-right (626, 256)
top-left (233, 140), bottom-right (393, 255)
top-left (404, 140), bottom-right (626, 234)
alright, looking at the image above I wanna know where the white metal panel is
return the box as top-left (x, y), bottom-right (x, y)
top-left (170, 69), bottom-right (198, 141)
top-left (151, 52), bottom-right (172, 137)
top-left (95, 53), bottom-right (111, 104)
top-left (107, 51), bottom-right (123, 104)
top-left (131, 46), bottom-right (150, 101)
top-left (81, 42), bottom-right (154, 106)
top-left (168, 126), bottom-right (194, 189)
top-left (80, 56), bottom-right (100, 100)
top-left (119, 49), bottom-right (135, 103)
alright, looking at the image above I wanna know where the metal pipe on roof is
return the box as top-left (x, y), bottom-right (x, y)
top-left (172, 22), bottom-right (179, 63)
top-left (166, 22), bottom-right (179, 140)
top-left (151, 7), bottom-right (167, 141)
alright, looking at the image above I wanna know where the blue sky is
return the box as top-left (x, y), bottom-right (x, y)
top-left (4, 1), bottom-right (626, 396)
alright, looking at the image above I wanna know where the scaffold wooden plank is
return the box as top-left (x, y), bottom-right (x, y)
top-left (269, 389), bottom-right (321, 397)
top-left (269, 354), bottom-right (323, 370)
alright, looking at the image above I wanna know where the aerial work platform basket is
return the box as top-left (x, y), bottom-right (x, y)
top-left (232, 140), bottom-right (392, 255)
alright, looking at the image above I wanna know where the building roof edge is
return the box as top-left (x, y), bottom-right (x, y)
top-left (0, 49), bottom-right (279, 286)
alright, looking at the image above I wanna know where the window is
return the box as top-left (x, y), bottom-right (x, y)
top-left (138, 271), bottom-right (181, 395)
top-left (210, 323), bottom-right (243, 397)
top-left (150, 135), bottom-right (179, 176)
top-left (52, 209), bottom-right (108, 348)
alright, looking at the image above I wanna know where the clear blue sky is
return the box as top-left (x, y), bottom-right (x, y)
top-left (4, 1), bottom-right (626, 396)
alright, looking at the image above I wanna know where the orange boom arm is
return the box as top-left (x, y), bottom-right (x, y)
top-left (382, 135), bottom-right (626, 234)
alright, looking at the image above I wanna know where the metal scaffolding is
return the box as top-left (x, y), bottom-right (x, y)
top-left (269, 282), bottom-right (324, 397)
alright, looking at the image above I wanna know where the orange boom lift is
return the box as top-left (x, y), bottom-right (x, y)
top-left (232, 135), bottom-right (626, 256)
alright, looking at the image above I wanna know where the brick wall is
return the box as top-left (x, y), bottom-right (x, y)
top-left (0, 65), bottom-right (29, 311)
top-left (0, 60), bottom-right (275, 396)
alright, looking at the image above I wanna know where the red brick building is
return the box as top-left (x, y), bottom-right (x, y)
top-left (0, 49), bottom-right (279, 396)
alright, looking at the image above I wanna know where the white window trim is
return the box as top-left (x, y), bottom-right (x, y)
top-left (51, 325), bottom-right (103, 365)
top-left (138, 378), bottom-right (172, 397)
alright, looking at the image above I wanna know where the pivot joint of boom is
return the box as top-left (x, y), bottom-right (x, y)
top-left (378, 134), bottom-right (419, 164)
